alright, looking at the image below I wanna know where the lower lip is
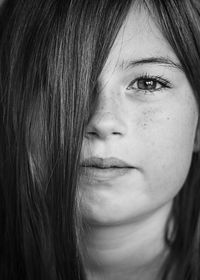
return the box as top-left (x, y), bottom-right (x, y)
top-left (81, 167), bottom-right (133, 182)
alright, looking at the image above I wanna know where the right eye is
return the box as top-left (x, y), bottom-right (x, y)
top-left (126, 75), bottom-right (171, 95)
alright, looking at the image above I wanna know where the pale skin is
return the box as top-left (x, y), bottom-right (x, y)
top-left (79, 4), bottom-right (199, 280)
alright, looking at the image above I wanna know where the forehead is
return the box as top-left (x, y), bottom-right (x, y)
top-left (103, 4), bottom-right (180, 72)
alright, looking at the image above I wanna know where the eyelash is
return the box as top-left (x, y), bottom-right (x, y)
top-left (126, 74), bottom-right (172, 95)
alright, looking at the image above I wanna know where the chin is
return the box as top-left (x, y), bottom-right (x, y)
top-left (81, 203), bottom-right (141, 226)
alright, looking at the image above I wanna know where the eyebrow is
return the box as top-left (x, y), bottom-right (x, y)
top-left (119, 56), bottom-right (183, 72)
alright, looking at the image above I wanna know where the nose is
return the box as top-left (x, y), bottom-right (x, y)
top-left (86, 94), bottom-right (127, 140)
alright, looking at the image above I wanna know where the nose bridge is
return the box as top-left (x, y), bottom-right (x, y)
top-left (86, 88), bottom-right (127, 139)
top-left (97, 89), bottom-right (119, 116)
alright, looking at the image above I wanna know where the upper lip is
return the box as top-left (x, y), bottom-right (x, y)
top-left (81, 157), bottom-right (133, 169)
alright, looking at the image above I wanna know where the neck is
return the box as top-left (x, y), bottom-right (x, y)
top-left (83, 203), bottom-right (172, 280)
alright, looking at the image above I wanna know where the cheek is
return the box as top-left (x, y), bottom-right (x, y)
top-left (135, 99), bottom-right (198, 199)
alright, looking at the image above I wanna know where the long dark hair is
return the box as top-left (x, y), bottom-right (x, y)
top-left (0, 0), bottom-right (200, 280)
top-left (0, 0), bottom-right (132, 279)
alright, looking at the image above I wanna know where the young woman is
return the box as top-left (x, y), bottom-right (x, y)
top-left (0, 0), bottom-right (200, 279)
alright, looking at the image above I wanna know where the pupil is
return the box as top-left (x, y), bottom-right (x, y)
top-left (138, 79), bottom-right (155, 90)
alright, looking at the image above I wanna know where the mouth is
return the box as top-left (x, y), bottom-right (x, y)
top-left (80, 157), bottom-right (134, 181)
top-left (81, 157), bottom-right (133, 168)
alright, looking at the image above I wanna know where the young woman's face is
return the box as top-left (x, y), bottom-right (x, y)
top-left (79, 5), bottom-right (199, 225)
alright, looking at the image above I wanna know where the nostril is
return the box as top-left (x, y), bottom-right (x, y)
top-left (87, 131), bottom-right (97, 135)
top-left (85, 131), bottom-right (98, 138)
